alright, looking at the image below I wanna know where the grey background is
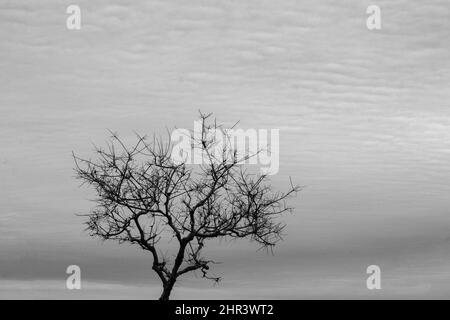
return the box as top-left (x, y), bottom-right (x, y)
top-left (1, 0), bottom-right (450, 299)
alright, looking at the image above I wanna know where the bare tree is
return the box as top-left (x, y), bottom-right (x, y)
top-left (73, 113), bottom-right (299, 300)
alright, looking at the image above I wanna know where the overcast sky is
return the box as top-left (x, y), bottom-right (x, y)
top-left (1, 0), bottom-right (450, 299)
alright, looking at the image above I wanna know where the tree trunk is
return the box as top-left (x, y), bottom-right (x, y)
top-left (158, 241), bottom-right (188, 300)
top-left (159, 280), bottom-right (175, 300)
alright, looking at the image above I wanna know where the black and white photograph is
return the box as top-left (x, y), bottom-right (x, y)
top-left (1, 0), bottom-right (449, 310)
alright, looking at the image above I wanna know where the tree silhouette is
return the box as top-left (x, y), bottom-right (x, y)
top-left (73, 113), bottom-right (299, 300)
